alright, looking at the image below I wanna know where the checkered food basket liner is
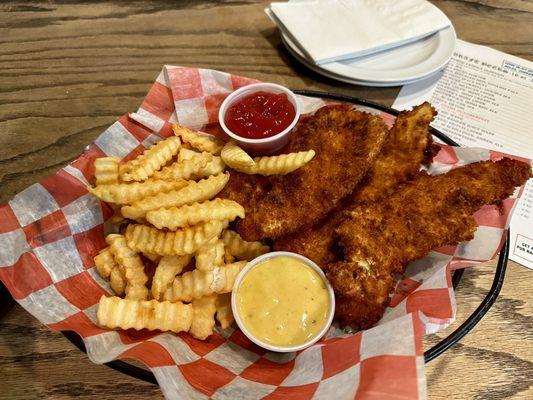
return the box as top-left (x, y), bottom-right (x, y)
top-left (0, 66), bottom-right (528, 400)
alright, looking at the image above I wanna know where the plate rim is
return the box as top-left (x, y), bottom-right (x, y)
top-left (283, 36), bottom-right (442, 87)
top-left (282, 26), bottom-right (457, 83)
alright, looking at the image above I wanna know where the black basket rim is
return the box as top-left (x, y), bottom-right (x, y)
top-left (0, 91), bottom-right (508, 385)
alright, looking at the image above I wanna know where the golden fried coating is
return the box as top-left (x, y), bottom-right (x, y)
top-left (327, 262), bottom-right (394, 330)
top-left (273, 207), bottom-right (345, 268)
top-left (328, 158), bottom-right (531, 329)
top-left (351, 102), bottom-right (439, 204)
top-left (221, 105), bottom-right (389, 241)
top-left (274, 102), bottom-right (438, 267)
top-left (217, 171), bottom-right (272, 212)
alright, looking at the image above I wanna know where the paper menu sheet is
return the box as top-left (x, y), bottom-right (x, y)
top-left (393, 39), bottom-right (533, 269)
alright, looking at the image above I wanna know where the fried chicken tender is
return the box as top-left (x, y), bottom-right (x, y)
top-left (328, 158), bottom-right (531, 330)
top-left (217, 171), bottom-right (272, 213)
top-left (221, 105), bottom-right (389, 241)
top-left (274, 103), bottom-right (438, 267)
top-left (272, 201), bottom-right (346, 267)
top-left (350, 102), bottom-right (439, 204)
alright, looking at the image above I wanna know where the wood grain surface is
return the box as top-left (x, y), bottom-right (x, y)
top-left (0, 1), bottom-right (531, 399)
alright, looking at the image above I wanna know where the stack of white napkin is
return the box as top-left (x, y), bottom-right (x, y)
top-left (268, 0), bottom-right (451, 65)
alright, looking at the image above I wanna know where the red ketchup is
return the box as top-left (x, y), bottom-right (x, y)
top-left (224, 91), bottom-right (296, 139)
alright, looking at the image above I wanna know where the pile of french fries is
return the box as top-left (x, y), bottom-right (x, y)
top-left (89, 124), bottom-right (314, 340)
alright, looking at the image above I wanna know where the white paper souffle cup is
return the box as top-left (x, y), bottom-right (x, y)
top-left (231, 251), bottom-right (335, 353)
top-left (218, 83), bottom-right (301, 154)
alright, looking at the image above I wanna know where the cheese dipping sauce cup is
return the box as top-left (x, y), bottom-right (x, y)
top-left (231, 251), bottom-right (335, 353)
top-left (218, 83), bottom-right (301, 155)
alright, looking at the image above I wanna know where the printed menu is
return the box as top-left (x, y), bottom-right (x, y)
top-left (393, 39), bottom-right (533, 269)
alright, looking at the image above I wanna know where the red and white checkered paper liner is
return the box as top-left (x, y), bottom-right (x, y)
top-left (0, 66), bottom-right (529, 400)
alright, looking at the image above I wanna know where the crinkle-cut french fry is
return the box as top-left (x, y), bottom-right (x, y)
top-left (97, 296), bottom-right (193, 333)
top-left (222, 230), bottom-right (270, 261)
top-left (125, 220), bottom-right (227, 256)
top-left (173, 124), bottom-right (224, 155)
top-left (88, 179), bottom-right (188, 204)
top-left (211, 261), bottom-right (247, 293)
top-left (224, 247), bottom-right (236, 264)
top-left (163, 261), bottom-right (246, 302)
top-left (190, 295), bottom-right (217, 340)
top-left (169, 155), bottom-right (226, 180)
top-left (109, 268), bottom-right (126, 296)
top-left (216, 293), bottom-right (234, 329)
top-left (120, 136), bottom-right (181, 182)
top-left (177, 148), bottom-right (227, 178)
top-left (163, 268), bottom-right (211, 302)
top-left (151, 152), bottom-right (212, 181)
top-left (109, 207), bottom-right (126, 225)
top-left (121, 173), bottom-right (230, 219)
top-left (125, 285), bottom-right (150, 301)
top-left (146, 199), bottom-right (244, 230)
top-left (94, 157), bottom-right (120, 185)
top-left (177, 147), bottom-right (227, 180)
top-left (195, 238), bottom-right (225, 272)
top-left (152, 255), bottom-right (192, 301)
top-left (94, 247), bottom-right (116, 279)
top-left (143, 252), bottom-right (162, 263)
top-left (198, 156), bottom-right (226, 178)
top-left (239, 150), bottom-right (315, 176)
top-left (94, 247), bottom-right (126, 296)
top-left (221, 141), bottom-right (255, 170)
top-left (178, 148), bottom-right (200, 162)
top-left (106, 234), bottom-right (149, 300)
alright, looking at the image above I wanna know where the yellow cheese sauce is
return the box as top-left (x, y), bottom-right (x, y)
top-left (235, 256), bottom-right (330, 347)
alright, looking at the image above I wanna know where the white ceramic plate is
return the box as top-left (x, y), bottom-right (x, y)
top-left (281, 25), bottom-right (456, 86)
top-left (282, 35), bottom-right (440, 87)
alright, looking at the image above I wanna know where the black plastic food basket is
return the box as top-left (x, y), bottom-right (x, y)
top-left (0, 91), bottom-right (511, 384)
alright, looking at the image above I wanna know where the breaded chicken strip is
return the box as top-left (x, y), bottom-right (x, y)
top-left (274, 102), bottom-right (439, 267)
top-left (218, 170), bottom-right (272, 212)
top-left (350, 102), bottom-right (439, 204)
top-left (328, 158), bottom-right (531, 330)
top-left (221, 105), bottom-right (389, 241)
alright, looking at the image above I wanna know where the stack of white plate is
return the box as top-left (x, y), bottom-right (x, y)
top-left (270, 12), bottom-right (457, 87)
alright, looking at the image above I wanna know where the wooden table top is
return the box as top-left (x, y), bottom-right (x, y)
top-left (1, 1), bottom-right (532, 399)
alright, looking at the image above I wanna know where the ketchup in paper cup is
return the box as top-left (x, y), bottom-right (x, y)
top-left (219, 83), bottom-right (301, 154)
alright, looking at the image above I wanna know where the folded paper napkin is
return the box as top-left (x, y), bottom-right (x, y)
top-left (269, 0), bottom-right (451, 65)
